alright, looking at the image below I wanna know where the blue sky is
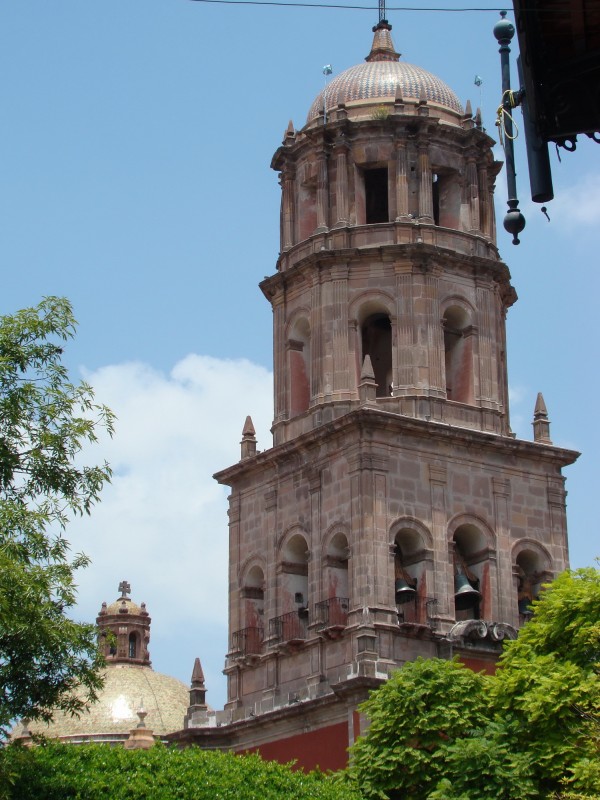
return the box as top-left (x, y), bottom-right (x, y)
top-left (2, 1), bottom-right (598, 712)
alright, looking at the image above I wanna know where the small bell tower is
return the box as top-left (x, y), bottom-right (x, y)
top-left (97, 581), bottom-right (151, 667)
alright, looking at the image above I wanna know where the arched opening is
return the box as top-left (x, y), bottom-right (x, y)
top-left (364, 167), bottom-right (389, 223)
top-left (432, 171), bottom-right (460, 228)
top-left (453, 524), bottom-right (486, 621)
top-left (288, 317), bottom-right (311, 416)
top-left (238, 565), bottom-right (265, 655)
top-left (394, 528), bottom-right (428, 624)
top-left (515, 549), bottom-right (550, 621)
top-left (443, 305), bottom-right (474, 404)
top-left (128, 632), bottom-right (137, 660)
top-left (362, 313), bottom-right (392, 397)
top-left (272, 533), bottom-right (310, 642)
top-left (318, 532), bottom-right (349, 628)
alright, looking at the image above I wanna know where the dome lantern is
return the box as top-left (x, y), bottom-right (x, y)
top-left (97, 581), bottom-right (151, 667)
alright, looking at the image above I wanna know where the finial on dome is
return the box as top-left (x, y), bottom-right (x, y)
top-left (366, 20), bottom-right (400, 63)
top-left (119, 580), bottom-right (131, 598)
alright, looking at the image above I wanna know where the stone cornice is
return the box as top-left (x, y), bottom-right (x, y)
top-left (213, 406), bottom-right (579, 486)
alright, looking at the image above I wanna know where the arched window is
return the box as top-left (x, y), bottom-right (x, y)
top-left (239, 565), bottom-right (265, 654)
top-left (288, 317), bottom-right (311, 416)
top-left (515, 548), bottom-right (551, 620)
top-left (443, 305), bottom-right (474, 404)
top-left (393, 527), bottom-right (429, 624)
top-left (128, 632), bottom-right (137, 659)
top-left (242, 565), bottom-right (265, 628)
top-left (272, 533), bottom-right (310, 643)
top-left (452, 524), bottom-right (486, 621)
top-left (432, 171), bottom-right (460, 228)
top-left (362, 313), bottom-right (392, 397)
top-left (318, 532), bottom-right (349, 628)
top-left (282, 534), bottom-right (309, 612)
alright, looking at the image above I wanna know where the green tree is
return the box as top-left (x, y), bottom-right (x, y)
top-left (491, 567), bottom-right (600, 798)
top-left (0, 297), bottom-right (114, 737)
top-left (349, 567), bottom-right (600, 800)
top-left (350, 657), bottom-right (494, 799)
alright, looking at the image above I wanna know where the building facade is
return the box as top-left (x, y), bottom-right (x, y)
top-left (173, 20), bottom-right (578, 769)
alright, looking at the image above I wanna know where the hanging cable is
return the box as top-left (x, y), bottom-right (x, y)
top-left (188, 0), bottom-right (510, 11)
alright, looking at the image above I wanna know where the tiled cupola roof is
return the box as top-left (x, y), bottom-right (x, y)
top-left (307, 21), bottom-right (463, 121)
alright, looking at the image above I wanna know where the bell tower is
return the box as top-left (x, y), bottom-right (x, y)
top-left (209, 20), bottom-right (578, 769)
top-left (97, 580), bottom-right (151, 667)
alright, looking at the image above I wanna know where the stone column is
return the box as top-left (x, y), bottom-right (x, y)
top-left (418, 142), bottom-right (433, 222)
top-left (425, 268), bottom-right (444, 397)
top-left (478, 164), bottom-right (491, 237)
top-left (395, 140), bottom-right (410, 219)
top-left (310, 275), bottom-right (323, 402)
top-left (281, 168), bottom-right (295, 250)
top-left (333, 137), bottom-right (349, 226)
top-left (272, 297), bottom-right (287, 430)
top-left (394, 262), bottom-right (414, 393)
top-left (547, 478), bottom-right (569, 568)
top-left (492, 477), bottom-right (513, 624)
top-left (429, 465), bottom-right (453, 628)
top-left (315, 152), bottom-right (329, 232)
top-left (475, 278), bottom-right (499, 408)
top-left (332, 264), bottom-right (350, 397)
top-left (467, 157), bottom-right (480, 232)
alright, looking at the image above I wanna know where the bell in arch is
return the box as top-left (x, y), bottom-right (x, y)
top-left (395, 576), bottom-right (417, 604)
top-left (454, 569), bottom-right (481, 611)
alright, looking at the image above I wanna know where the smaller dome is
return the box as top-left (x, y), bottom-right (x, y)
top-left (104, 596), bottom-right (144, 616)
top-left (307, 22), bottom-right (463, 121)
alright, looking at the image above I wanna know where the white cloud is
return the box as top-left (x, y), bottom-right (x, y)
top-left (68, 354), bottom-right (273, 709)
top-left (547, 171), bottom-right (600, 227)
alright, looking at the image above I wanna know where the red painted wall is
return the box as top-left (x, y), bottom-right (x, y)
top-left (460, 655), bottom-right (498, 675)
top-left (241, 720), bottom-right (349, 772)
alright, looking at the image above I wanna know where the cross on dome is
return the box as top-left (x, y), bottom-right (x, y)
top-left (119, 580), bottom-right (131, 598)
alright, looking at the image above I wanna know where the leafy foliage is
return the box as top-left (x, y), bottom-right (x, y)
top-left (0, 742), bottom-right (361, 800)
top-left (0, 298), bottom-right (114, 736)
top-left (350, 657), bottom-right (491, 799)
top-left (350, 567), bottom-right (600, 800)
top-left (492, 567), bottom-right (600, 798)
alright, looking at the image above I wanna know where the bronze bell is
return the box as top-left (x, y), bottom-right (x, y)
top-left (454, 572), bottom-right (481, 611)
top-left (395, 577), bottom-right (417, 604)
top-left (518, 596), bottom-right (534, 616)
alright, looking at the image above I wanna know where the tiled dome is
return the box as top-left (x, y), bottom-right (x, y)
top-left (13, 664), bottom-right (190, 740)
top-left (307, 22), bottom-right (463, 121)
top-left (104, 596), bottom-right (144, 616)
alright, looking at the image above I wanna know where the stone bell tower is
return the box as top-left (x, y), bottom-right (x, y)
top-left (97, 580), bottom-right (151, 667)
top-left (202, 20), bottom-right (578, 770)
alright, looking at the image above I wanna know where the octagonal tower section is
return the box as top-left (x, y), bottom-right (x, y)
top-left (266, 21), bottom-right (512, 448)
